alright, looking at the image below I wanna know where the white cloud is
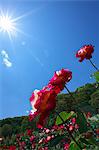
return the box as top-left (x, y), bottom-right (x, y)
top-left (3, 58), bottom-right (12, 67)
top-left (1, 50), bottom-right (9, 58)
top-left (0, 50), bottom-right (12, 67)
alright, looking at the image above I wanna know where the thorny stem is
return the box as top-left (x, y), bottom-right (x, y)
top-left (55, 111), bottom-right (82, 150)
top-left (89, 59), bottom-right (99, 71)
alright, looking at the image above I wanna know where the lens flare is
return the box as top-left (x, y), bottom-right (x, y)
top-left (0, 12), bottom-right (18, 40)
top-left (0, 15), bottom-right (14, 32)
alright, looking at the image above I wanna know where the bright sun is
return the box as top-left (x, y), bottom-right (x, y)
top-left (0, 15), bottom-right (14, 32)
top-left (0, 10), bottom-right (33, 41)
top-left (0, 12), bottom-right (17, 40)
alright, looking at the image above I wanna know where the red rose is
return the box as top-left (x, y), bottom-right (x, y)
top-left (76, 45), bottom-right (94, 62)
top-left (29, 89), bottom-right (57, 126)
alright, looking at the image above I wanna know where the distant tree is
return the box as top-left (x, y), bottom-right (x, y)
top-left (1, 124), bottom-right (12, 138)
top-left (76, 83), bottom-right (97, 94)
top-left (56, 93), bottom-right (75, 111)
top-left (0, 118), bottom-right (12, 127)
top-left (12, 125), bottom-right (20, 135)
top-left (20, 117), bottom-right (30, 132)
top-left (90, 90), bottom-right (99, 110)
top-left (75, 90), bottom-right (90, 103)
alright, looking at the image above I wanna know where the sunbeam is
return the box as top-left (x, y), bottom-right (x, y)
top-left (0, 10), bottom-right (29, 41)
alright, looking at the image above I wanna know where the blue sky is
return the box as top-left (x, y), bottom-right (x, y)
top-left (0, 0), bottom-right (99, 119)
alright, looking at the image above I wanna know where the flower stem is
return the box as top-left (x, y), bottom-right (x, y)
top-left (89, 59), bottom-right (99, 71)
top-left (64, 85), bottom-right (76, 101)
top-left (64, 85), bottom-right (97, 148)
top-left (56, 111), bottom-right (82, 150)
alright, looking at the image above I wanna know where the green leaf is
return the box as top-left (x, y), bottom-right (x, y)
top-left (76, 111), bottom-right (88, 133)
top-left (87, 137), bottom-right (98, 146)
top-left (69, 142), bottom-right (81, 150)
top-left (80, 138), bottom-right (89, 145)
top-left (92, 71), bottom-right (99, 82)
top-left (49, 135), bottom-right (65, 147)
top-left (55, 111), bottom-right (76, 125)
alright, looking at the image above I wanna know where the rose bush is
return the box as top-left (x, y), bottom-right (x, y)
top-left (0, 44), bottom-right (98, 150)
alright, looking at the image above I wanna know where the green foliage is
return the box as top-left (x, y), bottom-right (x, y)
top-left (90, 90), bottom-right (99, 109)
top-left (92, 71), bottom-right (99, 82)
top-left (80, 138), bottom-right (89, 145)
top-left (57, 83), bottom-right (98, 114)
top-left (87, 137), bottom-right (99, 146)
top-left (50, 135), bottom-right (65, 147)
top-left (88, 114), bottom-right (99, 131)
top-left (47, 111), bottom-right (57, 127)
top-left (76, 111), bottom-right (88, 133)
top-left (57, 94), bottom-right (75, 111)
top-left (9, 134), bottom-right (16, 145)
top-left (76, 83), bottom-right (96, 93)
top-left (56, 111), bottom-right (76, 125)
top-left (0, 82), bottom-right (98, 149)
top-left (20, 117), bottom-right (30, 132)
top-left (1, 124), bottom-right (12, 138)
top-left (69, 141), bottom-right (81, 150)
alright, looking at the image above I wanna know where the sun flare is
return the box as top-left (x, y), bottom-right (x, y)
top-left (0, 9), bottom-right (34, 41)
top-left (0, 15), bottom-right (14, 32)
top-left (0, 12), bottom-right (17, 40)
